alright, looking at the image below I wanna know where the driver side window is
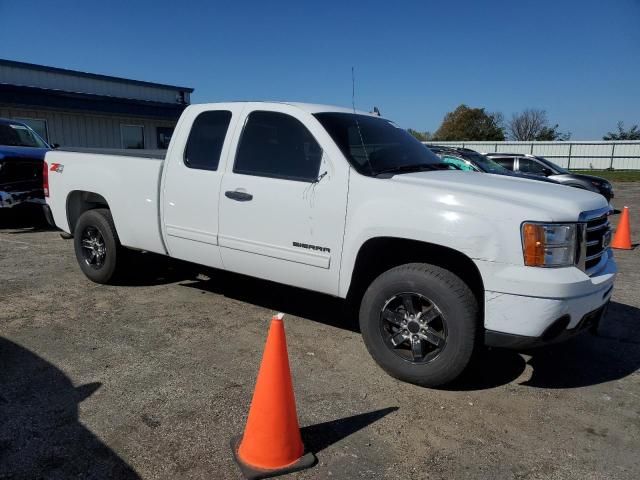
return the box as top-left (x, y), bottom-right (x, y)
top-left (234, 111), bottom-right (323, 182)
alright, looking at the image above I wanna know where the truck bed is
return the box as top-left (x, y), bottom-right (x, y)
top-left (59, 147), bottom-right (166, 160)
top-left (45, 150), bottom-right (167, 254)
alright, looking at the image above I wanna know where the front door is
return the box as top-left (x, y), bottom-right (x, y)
top-left (218, 105), bottom-right (349, 295)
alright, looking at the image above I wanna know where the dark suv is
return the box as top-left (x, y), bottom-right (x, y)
top-left (428, 146), bottom-right (560, 184)
top-left (485, 153), bottom-right (614, 202)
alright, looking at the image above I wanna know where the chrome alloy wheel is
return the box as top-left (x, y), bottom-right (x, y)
top-left (80, 226), bottom-right (107, 269)
top-left (380, 292), bottom-right (447, 363)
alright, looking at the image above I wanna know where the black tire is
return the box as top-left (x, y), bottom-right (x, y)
top-left (359, 263), bottom-right (478, 387)
top-left (73, 208), bottom-right (124, 284)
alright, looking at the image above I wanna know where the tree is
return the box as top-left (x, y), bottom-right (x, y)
top-left (508, 109), bottom-right (570, 141)
top-left (603, 121), bottom-right (640, 140)
top-left (432, 105), bottom-right (504, 141)
top-left (535, 125), bottom-right (571, 141)
top-left (407, 129), bottom-right (432, 141)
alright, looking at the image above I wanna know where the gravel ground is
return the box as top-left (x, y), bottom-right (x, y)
top-left (1, 185), bottom-right (639, 480)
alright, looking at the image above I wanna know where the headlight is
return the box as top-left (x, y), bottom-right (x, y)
top-left (521, 223), bottom-right (578, 267)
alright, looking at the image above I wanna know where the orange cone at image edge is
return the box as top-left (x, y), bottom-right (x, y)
top-left (611, 206), bottom-right (633, 250)
top-left (231, 313), bottom-right (315, 479)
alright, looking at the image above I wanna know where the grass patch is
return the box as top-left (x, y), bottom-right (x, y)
top-left (570, 170), bottom-right (640, 182)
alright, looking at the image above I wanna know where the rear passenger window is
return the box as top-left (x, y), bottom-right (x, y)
top-left (492, 157), bottom-right (515, 170)
top-left (184, 110), bottom-right (232, 171)
top-left (234, 111), bottom-right (322, 182)
top-left (518, 158), bottom-right (547, 175)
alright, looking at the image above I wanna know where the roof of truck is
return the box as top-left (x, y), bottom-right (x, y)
top-left (285, 102), bottom-right (372, 115)
top-left (193, 101), bottom-right (375, 116)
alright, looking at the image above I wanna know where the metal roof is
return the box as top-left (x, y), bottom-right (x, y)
top-left (0, 83), bottom-right (188, 120)
top-left (0, 58), bottom-right (193, 93)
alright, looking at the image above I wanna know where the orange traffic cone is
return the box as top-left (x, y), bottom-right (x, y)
top-left (231, 313), bottom-right (315, 479)
top-left (611, 206), bottom-right (633, 250)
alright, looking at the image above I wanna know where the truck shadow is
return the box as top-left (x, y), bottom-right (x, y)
top-left (113, 253), bottom-right (201, 287)
top-left (180, 269), bottom-right (359, 332)
top-left (182, 272), bottom-right (640, 391)
top-left (0, 207), bottom-right (53, 233)
top-left (0, 337), bottom-right (140, 479)
top-left (522, 301), bottom-right (640, 389)
top-left (448, 301), bottom-right (640, 391)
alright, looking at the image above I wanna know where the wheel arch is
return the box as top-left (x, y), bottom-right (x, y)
top-left (345, 237), bottom-right (484, 313)
top-left (66, 190), bottom-right (110, 235)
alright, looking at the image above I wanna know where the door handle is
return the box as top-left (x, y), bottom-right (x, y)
top-left (225, 190), bottom-right (253, 202)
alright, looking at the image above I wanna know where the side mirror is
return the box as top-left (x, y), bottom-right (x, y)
top-left (50, 143), bottom-right (60, 149)
top-left (542, 167), bottom-right (553, 176)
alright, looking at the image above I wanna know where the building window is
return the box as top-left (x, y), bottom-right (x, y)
top-left (157, 127), bottom-right (174, 149)
top-left (121, 124), bottom-right (145, 149)
top-left (14, 118), bottom-right (49, 143)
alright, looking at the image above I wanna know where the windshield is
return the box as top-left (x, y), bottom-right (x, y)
top-left (0, 123), bottom-right (49, 148)
top-left (314, 112), bottom-right (445, 176)
top-left (535, 156), bottom-right (567, 174)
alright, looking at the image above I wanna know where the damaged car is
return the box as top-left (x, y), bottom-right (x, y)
top-left (0, 118), bottom-right (52, 212)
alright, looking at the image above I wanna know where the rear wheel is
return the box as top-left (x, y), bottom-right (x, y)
top-left (359, 263), bottom-right (478, 387)
top-left (73, 208), bottom-right (124, 284)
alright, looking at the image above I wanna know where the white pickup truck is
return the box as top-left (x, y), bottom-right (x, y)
top-left (43, 102), bottom-right (616, 386)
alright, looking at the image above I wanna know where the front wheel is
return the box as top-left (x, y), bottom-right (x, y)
top-left (359, 263), bottom-right (478, 387)
top-left (73, 208), bottom-right (124, 284)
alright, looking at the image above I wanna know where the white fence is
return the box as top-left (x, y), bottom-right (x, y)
top-left (423, 141), bottom-right (640, 170)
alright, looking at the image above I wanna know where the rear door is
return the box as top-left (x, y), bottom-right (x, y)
top-left (161, 104), bottom-right (244, 268)
top-left (217, 104), bottom-right (349, 295)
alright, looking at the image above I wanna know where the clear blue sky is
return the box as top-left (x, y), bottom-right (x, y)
top-left (1, 0), bottom-right (639, 139)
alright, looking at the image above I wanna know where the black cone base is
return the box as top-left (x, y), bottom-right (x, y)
top-left (230, 435), bottom-right (317, 480)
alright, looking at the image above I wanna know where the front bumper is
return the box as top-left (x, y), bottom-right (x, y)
top-left (476, 253), bottom-right (616, 348)
top-left (485, 302), bottom-right (608, 349)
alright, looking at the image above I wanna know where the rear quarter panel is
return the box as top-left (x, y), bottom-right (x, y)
top-left (45, 151), bottom-right (165, 254)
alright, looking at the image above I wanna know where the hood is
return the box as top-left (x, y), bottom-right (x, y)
top-left (390, 170), bottom-right (608, 222)
top-left (506, 171), bottom-right (559, 184)
top-left (0, 145), bottom-right (49, 161)
top-left (566, 172), bottom-right (611, 185)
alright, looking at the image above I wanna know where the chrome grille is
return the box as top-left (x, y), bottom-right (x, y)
top-left (583, 214), bottom-right (611, 272)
